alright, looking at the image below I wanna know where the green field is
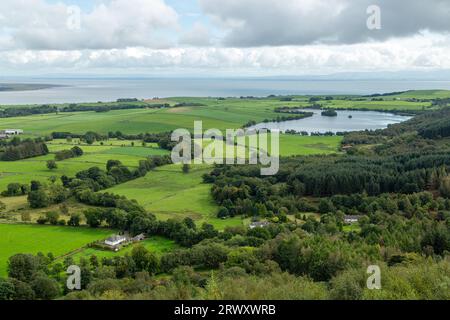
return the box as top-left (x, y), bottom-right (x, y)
top-left (278, 135), bottom-right (342, 156)
top-left (320, 99), bottom-right (432, 111)
top-left (342, 224), bottom-right (362, 233)
top-left (0, 100), bottom-right (278, 135)
top-left (195, 133), bottom-right (342, 159)
top-left (0, 139), bottom-right (169, 191)
top-left (108, 164), bottom-right (243, 229)
top-left (0, 224), bottom-right (113, 276)
top-left (389, 90), bottom-right (450, 100)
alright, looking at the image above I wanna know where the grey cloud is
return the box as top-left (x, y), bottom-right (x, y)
top-left (199, 0), bottom-right (450, 47)
top-left (179, 22), bottom-right (212, 47)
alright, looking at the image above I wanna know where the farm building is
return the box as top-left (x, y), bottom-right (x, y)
top-left (131, 234), bottom-right (146, 242)
top-left (105, 235), bottom-right (127, 247)
top-left (344, 215), bottom-right (362, 224)
top-left (249, 221), bottom-right (270, 229)
top-left (0, 129), bottom-right (24, 135)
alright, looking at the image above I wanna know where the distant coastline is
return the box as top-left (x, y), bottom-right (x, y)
top-left (0, 83), bottom-right (65, 92)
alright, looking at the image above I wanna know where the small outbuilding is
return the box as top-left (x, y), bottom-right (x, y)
top-left (131, 233), bottom-right (146, 242)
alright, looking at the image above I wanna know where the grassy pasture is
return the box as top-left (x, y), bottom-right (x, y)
top-left (0, 100), bottom-right (271, 135)
top-left (389, 90), bottom-right (450, 100)
top-left (320, 99), bottom-right (432, 111)
top-left (107, 164), bottom-right (246, 229)
top-left (195, 132), bottom-right (342, 159)
top-left (0, 140), bottom-right (168, 191)
top-left (0, 224), bottom-right (113, 276)
top-left (107, 164), bottom-right (223, 226)
top-left (278, 135), bottom-right (342, 156)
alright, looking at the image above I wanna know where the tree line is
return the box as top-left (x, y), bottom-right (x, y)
top-left (0, 102), bottom-right (169, 118)
top-left (0, 139), bottom-right (49, 161)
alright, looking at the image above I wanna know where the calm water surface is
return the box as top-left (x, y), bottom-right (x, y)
top-left (249, 109), bottom-right (412, 134)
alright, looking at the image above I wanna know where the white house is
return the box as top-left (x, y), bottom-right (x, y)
top-left (344, 215), bottom-right (361, 224)
top-left (0, 129), bottom-right (24, 135)
top-left (105, 235), bottom-right (127, 247)
top-left (249, 221), bottom-right (270, 229)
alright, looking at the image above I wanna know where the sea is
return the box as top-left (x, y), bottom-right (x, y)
top-left (1, 78), bottom-right (450, 105)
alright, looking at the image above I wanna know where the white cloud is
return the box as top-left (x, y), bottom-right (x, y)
top-left (2, 33), bottom-right (450, 75)
top-left (0, 0), bottom-right (179, 50)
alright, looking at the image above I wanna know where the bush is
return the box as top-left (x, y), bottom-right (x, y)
top-left (0, 278), bottom-right (15, 300)
top-left (31, 276), bottom-right (60, 300)
top-left (36, 216), bottom-right (48, 225)
top-left (28, 190), bottom-right (49, 209)
top-left (45, 212), bottom-right (60, 225)
top-left (46, 160), bottom-right (58, 170)
top-left (68, 213), bottom-right (81, 227)
top-left (7, 254), bottom-right (44, 282)
top-left (2, 183), bottom-right (28, 197)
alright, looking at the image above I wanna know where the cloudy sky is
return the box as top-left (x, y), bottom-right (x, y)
top-left (1, 0), bottom-right (450, 76)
